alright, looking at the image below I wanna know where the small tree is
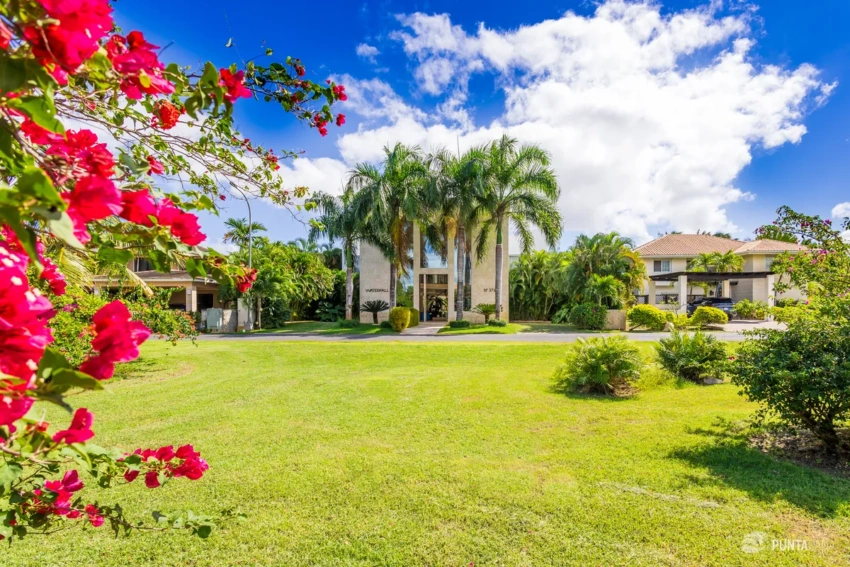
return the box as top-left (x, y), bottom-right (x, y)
top-left (656, 330), bottom-right (728, 383)
top-left (360, 300), bottom-right (390, 324)
top-left (472, 303), bottom-right (497, 323)
top-left (553, 337), bottom-right (643, 395)
top-left (690, 306), bottom-right (728, 329)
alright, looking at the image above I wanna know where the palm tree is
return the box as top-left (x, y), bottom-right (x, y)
top-left (584, 274), bottom-right (626, 307)
top-left (689, 251), bottom-right (743, 273)
top-left (287, 237), bottom-right (319, 253)
top-left (472, 135), bottom-right (563, 320)
top-left (348, 143), bottom-right (427, 307)
top-left (423, 146), bottom-right (486, 320)
top-left (565, 232), bottom-right (644, 306)
top-left (308, 186), bottom-right (373, 320)
top-left (223, 218), bottom-right (267, 248)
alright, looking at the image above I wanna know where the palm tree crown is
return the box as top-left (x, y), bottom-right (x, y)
top-left (223, 218), bottom-right (267, 248)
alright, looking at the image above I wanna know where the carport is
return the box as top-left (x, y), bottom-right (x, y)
top-left (647, 271), bottom-right (776, 313)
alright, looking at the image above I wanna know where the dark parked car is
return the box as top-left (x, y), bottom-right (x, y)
top-left (686, 297), bottom-right (735, 318)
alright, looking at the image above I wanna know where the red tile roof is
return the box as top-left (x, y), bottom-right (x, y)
top-left (636, 234), bottom-right (806, 257)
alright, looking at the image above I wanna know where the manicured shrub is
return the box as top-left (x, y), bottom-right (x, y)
top-left (664, 312), bottom-right (691, 330)
top-left (389, 307), bottom-right (410, 332)
top-left (655, 330), bottom-right (728, 383)
top-left (550, 305), bottom-right (571, 324)
top-left (775, 298), bottom-right (801, 308)
top-left (690, 306), bottom-right (728, 329)
top-left (360, 300), bottom-right (389, 324)
top-left (569, 303), bottom-right (607, 330)
top-left (379, 321), bottom-right (392, 329)
top-left (338, 320), bottom-right (360, 329)
top-left (488, 319), bottom-right (507, 327)
top-left (731, 320), bottom-right (850, 455)
top-left (733, 299), bottom-right (768, 320)
top-left (448, 320), bottom-right (471, 329)
top-left (553, 336), bottom-right (643, 395)
top-left (472, 303), bottom-right (496, 323)
top-left (627, 304), bottom-right (666, 331)
top-left (408, 308), bottom-right (420, 328)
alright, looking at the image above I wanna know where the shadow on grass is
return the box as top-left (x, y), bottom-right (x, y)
top-left (670, 417), bottom-right (850, 517)
top-left (113, 357), bottom-right (161, 382)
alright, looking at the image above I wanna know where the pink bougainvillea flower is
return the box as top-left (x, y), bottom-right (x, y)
top-left (62, 176), bottom-right (122, 244)
top-left (85, 504), bottom-right (104, 527)
top-left (173, 455), bottom-right (209, 480)
top-left (124, 469), bottom-right (140, 483)
top-left (235, 268), bottom-right (257, 293)
top-left (169, 212), bottom-right (205, 246)
top-left (47, 129), bottom-right (114, 178)
top-left (79, 301), bottom-right (151, 380)
top-left (0, 395), bottom-right (34, 428)
top-left (23, 0), bottom-right (114, 72)
top-left (40, 257), bottom-right (67, 296)
top-left (144, 470), bottom-right (160, 489)
top-left (219, 68), bottom-right (252, 103)
top-left (119, 188), bottom-right (157, 227)
top-left (45, 470), bottom-right (84, 494)
top-left (52, 408), bottom-right (94, 444)
top-left (0, 20), bottom-right (13, 51)
top-left (155, 445), bottom-right (175, 461)
top-left (332, 84), bottom-right (347, 101)
top-left (335, 113), bottom-right (345, 127)
top-left (105, 31), bottom-right (174, 99)
top-left (146, 155), bottom-right (164, 175)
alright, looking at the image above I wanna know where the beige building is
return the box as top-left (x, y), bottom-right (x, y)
top-left (635, 234), bottom-right (807, 310)
top-left (359, 224), bottom-right (509, 324)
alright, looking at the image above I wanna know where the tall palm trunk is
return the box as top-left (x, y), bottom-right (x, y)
top-left (389, 263), bottom-right (397, 307)
top-left (344, 242), bottom-right (354, 320)
top-left (494, 218), bottom-right (504, 320)
top-left (455, 225), bottom-right (465, 321)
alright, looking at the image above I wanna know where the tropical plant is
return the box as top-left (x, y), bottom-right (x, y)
top-left (338, 319), bottom-right (360, 329)
top-left (389, 306), bottom-right (411, 332)
top-left (308, 186), bottom-right (374, 319)
top-left (223, 217), bottom-right (267, 248)
top-left (349, 143), bottom-right (427, 307)
top-left (488, 319), bottom-right (508, 327)
top-left (0, 0), bottom-right (345, 542)
top-left (754, 224), bottom-right (800, 243)
top-left (569, 303), bottom-right (608, 330)
top-left (510, 250), bottom-right (572, 320)
top-left (315, 301), bottom-right (344, 322)
top-left (360, 300), bottom-right (390, 324)
top-left (733, 299), bottom-right (769, 320)
top-left (553, 337), bottom-right (643, 395)
top-left (551, 305), bottom-right (572, 324)
top-left (731, 320), bottom-right (850, 455)
top-left (287, 237), bottom-right (320, 253)
top-left (688, 251), bottom-right (744, 273)
top-left (428, 295), bottom-right (447, 319)
top-left (423, 147), bottom-right (487, 320)
top-left (627, 305), bottom-right (667, 331)
top-left (565, 232), bottom-right (645, 308)
top-left (655, 330), bottom-right (728, 383)
top-left (690, 306), bottom-right (728, 329)
top-left (472, 303), bottom-right (497, 323)
top-left (473, 135), bottom-right (563, 320)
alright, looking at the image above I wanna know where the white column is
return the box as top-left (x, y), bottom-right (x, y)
top-left (765, 274), bottom-right (776, 308)
top-left (721, 280), bottom-right (731, 298)
top-left (677, 274), bottom-right (688, 313)
top-left (647, 280), bottom-right (656, 305)
top-left (185, 285), bottom-right (197, 312)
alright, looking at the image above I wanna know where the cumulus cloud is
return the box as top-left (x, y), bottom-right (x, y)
top-left (832, 202), bottom-right (850, 220)
top-left (356, 43), bottom-right (380, 63)
top-left (294, 1), bottom-right (833, 245)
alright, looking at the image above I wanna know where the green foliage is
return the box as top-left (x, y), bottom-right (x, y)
top-left (338, 320), bottom-right (360, 329)
top-left (259, 297), bottom-right (292, 328)
top-left (687, 251), bottom-right (744, 274)
top-left (655, 330), bottom-right (728, 383)
top-left (731, 320), bottom-right (850, 454)
top-left (733, 299), bottom-right (768, 320)
top-left (448, 320), bottom-right (471, 329)
top-left (690, 306), bottom-right (728, 328)
top-left (389, 307), bottom-right (411, 332)
top-left (408, 308), bottom-right (420, 328)
top-left (775, 298), bottom-right (802, 307)
top-left (568, 303), bottom-right (608, 330)
top-left (509, 250), bottom-right (571, 320)
top-left (664, 311), bottom-right (692, 329)
top-left (550, 305), bottom-right (572, 324)
top-left (361, 300), bottom-right (390, 324)
top-left (315, 301), bottom-right (344, 322)
top-left (472, 303), bottom-right (496, 323)
top-left (379, 321), bottom-right (393, 329)
top-left (627, 305), bottom-right (667, 331)
top-left (566, 233), bottom-right (645, 308)
top-left (553, 336), bottom-right (643, 395)
top-left (487, 319), bottom-right (508, 327)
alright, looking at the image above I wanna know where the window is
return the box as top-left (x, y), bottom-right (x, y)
top-left (420, 229), bottom-right (448, 268)
top-left (765, 256), bottom-right (775, 271)
top-left (653, 260), bottom-right (671, 273)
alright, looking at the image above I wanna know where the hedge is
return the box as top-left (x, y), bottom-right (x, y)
top-left (627, 305), bottom-right (666, 331)
top-left (389, 307), bottom-right (410, 332)
top-left (408, 308), bottom-right (420, 328)
top-left (569, 303), bottom-right (608, 330)
top-left (448, 320), bottom-right (471, 329)
top-left (690, 306), bottom-right (728, 329)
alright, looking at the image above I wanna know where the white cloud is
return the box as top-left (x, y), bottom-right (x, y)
top-left (355, 43), bottom-right (380, 63)
top-left (832, 202), bottom-right (850, 219)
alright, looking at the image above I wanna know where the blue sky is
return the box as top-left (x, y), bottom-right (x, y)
top-left (114, 0), bottom-right (850, 249)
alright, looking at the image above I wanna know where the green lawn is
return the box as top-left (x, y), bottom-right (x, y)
top-left (518, 322), bottom-right (620, 334)
top-left (437, 323), bottom-right (530, 335)
top-left (10, 341), bottom-right (850, 566)
top-left (246, 321), bottom-right (394, 335)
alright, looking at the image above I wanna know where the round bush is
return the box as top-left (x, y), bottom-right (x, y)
top-left (690, 306), bottom-right (728, 328)
top-left (569, 303), bottom-right (607, 330)
top-left (655, 330), bottom-right (728, 382)
top-left (553, 336), bottom-right (643, 395)
top-left (627, 305), bottom-right (667, 331)
top-left (487, 319), bottom-right (508, 327)
top-left (448, 320), bottom-right (471, 329)
top-left (408, 308), bottom-right (420, 328)
top-left (388, 307), bottom-right (411, 332)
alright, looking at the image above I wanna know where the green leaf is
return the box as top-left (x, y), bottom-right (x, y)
top-left (49, 369), bottom-right (104, 392)
top-left (47, 211), bottom-right (84, 249)
top-left (0, 462), bottom-right (23, 494)
top-left (98, 245), bottom-right (134, 266)
top-left (17, 167), bottom-right (63, 206)
top-left (185, 257), bottom-right (206, 278)
top-left (201, 62), bottom-right (219, 87)
top-left (7, 95), bottom-right (65, 134)
top-left (195, 524), bottom-right (213, 538)
top-left (265, 48), bottom-right (273, 56)
top-left (148, 250), bottom-right (171, 272)
top-left (38, 347), bottom-right (72, 380)
top-left (0, 208), bottom-right (40, 265)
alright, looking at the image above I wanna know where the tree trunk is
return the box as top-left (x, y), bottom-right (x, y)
top-left (257, 295), bottom-right (262, 329)
top-left (345, 242), bottom-right (354, 320)
top-left (455, 225), bottom-right (465, 321)
top-left (389, 263), bottom-right (397, 307)
top-left (494, 220), bottom-right (503, 321)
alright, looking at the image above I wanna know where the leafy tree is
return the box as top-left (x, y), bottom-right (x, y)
top-left (688, 251), bottom-right (743, 273)
top-left (223, 218), bottom-right (267, 248)
top-left (349, 143), bottom-right (427, 307)
top-left (509, 250), bottom-right (572, 320)
top-left (423, 147), bottom-right (486, 320)
top-left (566, 233), bottom-right (645, 308)
top-left (0, 0), bottom-right (345, 541)
top-left (473, 135), bottom-right (563, 320)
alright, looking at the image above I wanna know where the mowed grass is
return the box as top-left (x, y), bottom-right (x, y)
top-left (437, 323), bottom-right (530, 335)
top-left (247, 321), bottom-right (393, 335)
top-left (9, 341), bottom-right (850, 566)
